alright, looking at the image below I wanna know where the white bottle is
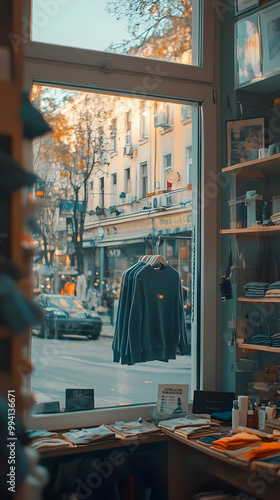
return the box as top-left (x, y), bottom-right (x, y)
top-left (238, 395), bottom-right (249, 427)
top-left (258, 405), bottom-right (266, 430)
top-left (232, 400), bottom-right (240, 430)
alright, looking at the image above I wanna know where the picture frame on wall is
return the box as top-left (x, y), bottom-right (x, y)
top-left (226, 117), bottom-right (267, 167)
top-left (235, 13), bottom-right (261, 87)
top-left (235, 0), bottom-right (260, 16)
top-left (259, 3), bottom-right (280, 76)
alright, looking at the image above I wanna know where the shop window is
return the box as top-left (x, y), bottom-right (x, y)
top-left (30, 85), bottom-right (201, 417)
top-left (31, 0), bottom-right (201, 66)
top-left (24, 0), bottom-right (219, 430)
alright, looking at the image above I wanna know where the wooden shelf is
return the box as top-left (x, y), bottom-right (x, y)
top-left (220, 226), bottom-right (280, 235)
top-left (222, 153), bottom-right (280, 176)
top-left (238, 297), bottom-right (280, 303)
top-left (238, 343), bottom-right (280, 354)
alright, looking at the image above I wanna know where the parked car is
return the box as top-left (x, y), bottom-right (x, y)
top-left (34, 294), bottom-right (102, 340)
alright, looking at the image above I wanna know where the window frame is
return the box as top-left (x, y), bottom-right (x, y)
top-left (23, 0), bottom-right (220, 430)
top-left (24, 0), bottom-right (214, 84)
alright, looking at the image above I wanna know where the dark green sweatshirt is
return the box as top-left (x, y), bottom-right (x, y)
top-left (127, 264), bottom-right (189, 363)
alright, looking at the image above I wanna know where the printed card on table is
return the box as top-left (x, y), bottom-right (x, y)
top-left (157, 384), bottom-right (188, 416)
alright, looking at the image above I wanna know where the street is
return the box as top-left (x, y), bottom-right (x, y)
top-left (31, 332), bottom-right (192, 411)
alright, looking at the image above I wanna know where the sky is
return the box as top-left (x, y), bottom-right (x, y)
top-left (32, 0), bottom-right (130, 52)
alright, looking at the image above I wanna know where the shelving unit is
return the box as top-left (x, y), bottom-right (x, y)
top-left (222, 120), bottom-right (280, 397)
top-left (220, 226), bottom-right (280, 235)
top-left (222, 152), bottom-right (280, 177)
top-left (237, 343), bottom-right (280, 354)
top-left (237, 297), bottom-right (280, 303)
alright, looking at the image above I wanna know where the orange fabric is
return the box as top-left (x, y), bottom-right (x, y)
top-left (212, 432), bottom-right (261, 450)
top-left (238, 442), bottom-right (280, 461)
top-left (64, 282), bottom-right (76, 295)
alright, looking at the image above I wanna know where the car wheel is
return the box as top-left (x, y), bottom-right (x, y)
top-left (89, 334), bottom-right (99, 340)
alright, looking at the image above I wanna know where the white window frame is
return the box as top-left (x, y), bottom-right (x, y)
top-left (140, 162), bottom-right (148, 198)
top-left (163, 153), bottom-right (172, 190)
top-left (24, 0), bottom-right (214, 84)
top-left (24, 0), bottom-right (220, 430)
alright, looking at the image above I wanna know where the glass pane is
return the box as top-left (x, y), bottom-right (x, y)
top-left (31, 0), bottom-right (201, 66)
top-left (31, 85), bottom-right (199, 414)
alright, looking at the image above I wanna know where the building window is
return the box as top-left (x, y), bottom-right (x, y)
top-left (110, 118), bottom-right (117, 153)
top-left (140, 163), bottom-right (148, 198)
top-left (125, 111), bottom-right (132, 147)
top-left (163, 153), bottom-right (172, 191)
top-left (125, 168), bottom-right (131, 193)
top-left (140, 101), bottom-right (148, 139)
top-left (89, 180), bottom-right (94, 211)
top-left (111, 173), bottom-right (117, 205)
top-left (100, 177), bottom-right (104, 208)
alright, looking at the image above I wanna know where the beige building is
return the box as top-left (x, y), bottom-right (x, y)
top-left (83, 96), bottom-right (195, 304)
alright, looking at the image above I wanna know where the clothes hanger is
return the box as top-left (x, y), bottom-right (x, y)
top-left (149, 254), bottom-right (167, 267)
top-left (142, 255), bottom-right (153, 263)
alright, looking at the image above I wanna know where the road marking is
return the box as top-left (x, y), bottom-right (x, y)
top-left (58, 355), bottom-right (191, 372)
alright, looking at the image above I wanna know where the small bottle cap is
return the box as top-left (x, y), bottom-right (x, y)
top-left (233, 400), bottom-right (239, 410)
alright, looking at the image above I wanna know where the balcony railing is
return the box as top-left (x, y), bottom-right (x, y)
top-left (84, 188), bottom-right (192, 225)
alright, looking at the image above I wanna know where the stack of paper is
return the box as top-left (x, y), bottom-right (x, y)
top-left (174, 426), bottom-right (222, 440)
top-left (158, 416), bottom-right (220, 432)
top-left (31, 438), bottom-right (73, 451)
top-left (106, 419), bottom-right (159, 439)
top-left (62, 425), bottom-right (115, 445)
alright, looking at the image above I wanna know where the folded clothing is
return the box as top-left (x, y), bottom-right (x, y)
top-left (238, 442), bottom-right (280, 461)
top-left (244, 282), bottom-right (270, 289)
top-left (267, 281), bottom-right (280, 290)
top-left (211, 432), bottom-right (262, 450)
top-left (243, 282), bottom-right (270, 298)
top-left (248, 335), bottom-right (271, 346)
top-left (210, 411), bottom-right (232, 423)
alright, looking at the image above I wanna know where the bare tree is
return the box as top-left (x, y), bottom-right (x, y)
top-left (106, 0), bottom-right (192, 62)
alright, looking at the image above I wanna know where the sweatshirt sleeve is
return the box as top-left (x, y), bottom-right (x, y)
top-left (112, 271), bottom-right (127, 362)
top-left (127, 272), bottom-right (144, 363)
top-left (177, 275), bottom-right (190, 355)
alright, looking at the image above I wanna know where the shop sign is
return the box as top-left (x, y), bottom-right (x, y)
top-left (157, 213), bottom-right (192, 229)
top-left (106, 248), bottom-right (122, 258)
top-left (59, 200), bottom-right (84, 218)
top-left (83, 241), bottom-right (94, 248)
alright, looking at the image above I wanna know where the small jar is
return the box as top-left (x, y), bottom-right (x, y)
top-left (247, 403), bottom-right (255, 429)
